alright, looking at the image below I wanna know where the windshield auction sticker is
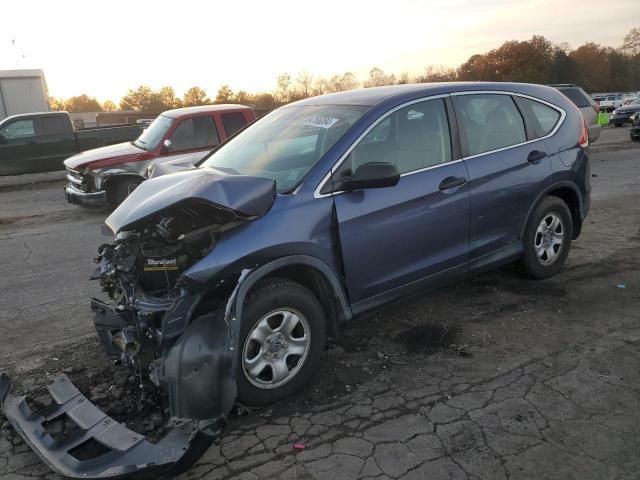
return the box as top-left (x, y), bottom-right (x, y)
top-left (303, 116), bottom-right (340, 129)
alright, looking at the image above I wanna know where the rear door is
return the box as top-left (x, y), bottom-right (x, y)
top-left (453, 92), bottom-right (554, 261)
top-left (330, 97), bottom-right (470, 307)
top-left (35, 114), bottom-right (76, 171)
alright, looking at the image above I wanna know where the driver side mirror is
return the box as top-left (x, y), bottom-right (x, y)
top-left (0, 133), bottom-right (6, 145)
top-left (340, 162), bottom-right (400, 191)
top-left (162, 139), bottom-right (172, 153)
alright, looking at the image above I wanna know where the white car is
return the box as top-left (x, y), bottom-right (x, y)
top-left (599, 95), bottom-right (624, 112)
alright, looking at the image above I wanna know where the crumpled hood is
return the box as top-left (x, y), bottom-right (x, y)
top-left (149, 152), bottom-right (208, 178)
top-left (106, 167), bottom-right (276, 233)
top-left (64, 142), bottom-right (144, 170)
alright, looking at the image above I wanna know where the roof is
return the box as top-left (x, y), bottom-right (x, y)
top-left (0, 111), bottom-right (65, 123)
top-left (289, 82), bottom-right (562, 107)
top-left (162, 104), bottom-right (251, 118)
top-left (0, 69), bottom-right (46, 79)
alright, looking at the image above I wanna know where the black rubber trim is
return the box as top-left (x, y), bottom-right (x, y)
top-left (0, 373), bottom-right (219, 479)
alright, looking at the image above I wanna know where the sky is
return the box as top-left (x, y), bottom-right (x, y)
top-left (0, 0), bottom-right (636, 102)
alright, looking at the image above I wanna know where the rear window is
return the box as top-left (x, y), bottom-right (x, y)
top-left (556, 87), bottom-right (591, 108)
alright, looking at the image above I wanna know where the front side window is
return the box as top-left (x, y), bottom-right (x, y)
top-left (332, 98), bottom-right (452, 183)
top-left (201, 105), bottom-right (367, 193)
top-left (169, 116), bottom-right (220, 151)
top-left (1, 119), bottom-right (35, 139)
top-left (456, 94), bottom-right (526, 156)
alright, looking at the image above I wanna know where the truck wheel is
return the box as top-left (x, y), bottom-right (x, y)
top-left (519, 196), bottom-right (573, 280)
top-left (106, 177), bottom-right (141, 205)
top-left (237, 278), bottom-right (326, 406)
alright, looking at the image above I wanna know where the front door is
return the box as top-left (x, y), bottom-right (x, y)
top-left (0, 117), bottom-right (39, 175)
top-left (330, 97), bottom-right (470, 307)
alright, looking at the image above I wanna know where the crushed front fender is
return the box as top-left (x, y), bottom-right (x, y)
top-left (0, 372), bottom-right (220, 479)
top-left (0, 269), bottom-right (253, 479)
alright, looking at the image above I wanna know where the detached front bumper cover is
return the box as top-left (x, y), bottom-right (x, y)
top-left (0, 372), bottom-right (219, 479)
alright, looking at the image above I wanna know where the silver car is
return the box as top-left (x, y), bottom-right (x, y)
top-left (550, 84), bottom-right (601, 144)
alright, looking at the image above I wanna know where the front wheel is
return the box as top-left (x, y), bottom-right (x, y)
top-left (106, 177), bottom-right (142, 205)
top-left (237, 278), bottom-right (326, 406)
top-left (520, 196), bottom-right (573, 279)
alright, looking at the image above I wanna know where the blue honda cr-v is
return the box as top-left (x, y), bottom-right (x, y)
top-left (1, 82), bottom-right (590, 478)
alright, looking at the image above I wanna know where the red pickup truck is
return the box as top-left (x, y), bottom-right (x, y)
top-left (63, 104), bottom-right (256, 206)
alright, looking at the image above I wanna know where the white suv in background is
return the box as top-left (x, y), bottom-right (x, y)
top-left (598, 95), bottom-right (624, 112)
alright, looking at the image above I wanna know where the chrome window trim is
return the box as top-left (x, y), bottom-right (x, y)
top-left (451, 90), bottom-right (567, 161)
top-left (313, 94), bottom-right (450, 199)
top-left (314, 90), bottom-right (566, 199)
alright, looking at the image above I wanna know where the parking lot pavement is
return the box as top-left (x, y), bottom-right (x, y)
top-left (1, 128), bottom-right (640, 479)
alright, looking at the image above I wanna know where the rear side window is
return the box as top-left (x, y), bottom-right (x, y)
top-left (39, 116), bottom-right (70, 135)
top-left (455, 94), bottom-right (526, 156)
top-left (169, 116), bottom-right (220, 151)
top-left (221, 112), bottom-right (248, 137)
top-left (556, 88), bottom-right (591, 108)
top-left (516, 97), bottom-right (561, 138)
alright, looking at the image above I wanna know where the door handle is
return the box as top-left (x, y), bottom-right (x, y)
top-left (527, 150), bottom-right (547, 164)
top-left (439, 176), bottom-right (467, 191)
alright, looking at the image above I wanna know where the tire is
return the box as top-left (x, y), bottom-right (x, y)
top-left (613, 123), bottom-right (623, 128)
top-left (519, 196), bottom-right (573, 280)
top-left (237, 277), bottom-right (326, 406)
top-left (106, 177), bottom-right (142, 205)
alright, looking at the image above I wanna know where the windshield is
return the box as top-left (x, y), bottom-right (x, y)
top-left (134, 115), bottom-right (173, 151)
top-left (632, 98), bottom-right (640, 105)
top-left (200, 105), bottom-right (367, 192)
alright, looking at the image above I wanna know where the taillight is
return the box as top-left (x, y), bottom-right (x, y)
top-left (579, 120), bottom-right (589, 149)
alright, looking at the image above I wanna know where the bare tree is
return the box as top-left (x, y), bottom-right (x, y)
top-left (364, 67), bottom-right (396, 87)
top-left (296, 71), bottom-right (314, 97)
top-left (275, 73), bottom-right (292, 103)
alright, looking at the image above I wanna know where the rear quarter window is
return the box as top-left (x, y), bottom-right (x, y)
top-left (557, 88), bottom-right (591, 108)
top-left (515, 97), bottom-right (562, 138)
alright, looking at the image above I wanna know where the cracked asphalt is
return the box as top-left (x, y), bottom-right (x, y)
top-left (1, 127), bottom-right (639, 480)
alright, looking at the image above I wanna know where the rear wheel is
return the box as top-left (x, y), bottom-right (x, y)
top-left (106, 177), bottom-right (142, 205)
top-left (520, 196), bottom-right (573, 279)
top-left (237, 278), bottom-right (326, 406)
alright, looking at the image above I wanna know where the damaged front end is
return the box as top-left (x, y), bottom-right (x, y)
top-left (1, 168), bottom-right (276, 478)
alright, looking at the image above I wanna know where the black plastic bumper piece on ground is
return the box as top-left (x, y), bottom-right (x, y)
top-left (0, 372), bottom-right (219, 479)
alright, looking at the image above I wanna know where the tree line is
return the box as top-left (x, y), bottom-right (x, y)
top-left (51, 28), bottom-right (640, 113)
